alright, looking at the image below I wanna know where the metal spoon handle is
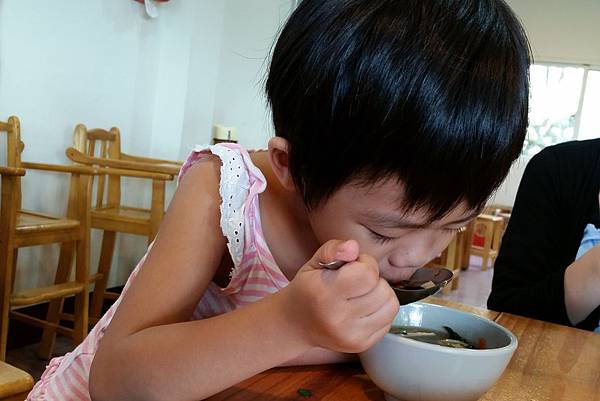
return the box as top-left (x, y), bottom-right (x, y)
top-left (317, 260), bottom-right (347, 270)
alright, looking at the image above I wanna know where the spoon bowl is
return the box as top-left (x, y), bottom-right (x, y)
top-left (390, 266), bottom-right (454, 305)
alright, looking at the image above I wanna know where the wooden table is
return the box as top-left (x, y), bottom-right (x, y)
top-left (208, 298), bottom-right (600, 401)
top-left (481, 313), bottom-right (600, 401)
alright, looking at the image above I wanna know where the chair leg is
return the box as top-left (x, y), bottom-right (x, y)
top-left (451, 272), bottom-right (460, 290)
top-left (0, 246), bottom-right (15, 361)
top-left (37, 241), bottom-right (75, 360)
top-left (90, 231), bottom-right (116, 322)
top-left (11, 250), bottom-right (18, 291)
top-left (482, 221), bottom-right (494, 271)
top-left (490, 220), bottom-right (503, 269)
top-left (73, 235), bottom-right (89, 345)
top-left (460, 222), bottom-right (475, 270)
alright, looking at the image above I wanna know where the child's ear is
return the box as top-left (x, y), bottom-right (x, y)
top-left (268, 137), bottom-right (296, 191)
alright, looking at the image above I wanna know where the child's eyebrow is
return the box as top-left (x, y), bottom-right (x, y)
top-left (361, 210), bottom-right (479, 229)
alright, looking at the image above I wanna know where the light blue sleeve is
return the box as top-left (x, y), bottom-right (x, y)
top-left (576, 223), bottom-right (600, 332)
top-left (575, 224), bottom-right (600, 260)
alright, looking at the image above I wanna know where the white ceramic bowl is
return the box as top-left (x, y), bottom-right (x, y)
top-left (359, 302), bottom-right (517, 401)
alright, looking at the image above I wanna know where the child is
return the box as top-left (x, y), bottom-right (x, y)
top-left (28, 0), bottom-right (530, 400)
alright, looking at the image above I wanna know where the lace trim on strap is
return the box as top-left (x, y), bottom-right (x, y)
top-left (205, 144), bottom-right (252, 268)
top-left (180, 144), bottom-right (267, 280)
top-left (178, 144), bottom-right (248, 267)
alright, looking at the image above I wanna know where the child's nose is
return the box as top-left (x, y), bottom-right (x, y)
top-left (388, 232), bottom-right (440, 268)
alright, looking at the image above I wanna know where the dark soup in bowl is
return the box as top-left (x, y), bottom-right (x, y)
top-left (390, 325), bottom-right (488, 349)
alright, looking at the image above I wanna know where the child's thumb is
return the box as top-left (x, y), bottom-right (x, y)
top-left (307, 239), bottom-right (360, 270)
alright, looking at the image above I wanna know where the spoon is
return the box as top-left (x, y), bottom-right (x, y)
top-left (318, 260), bottom-right (454, 305)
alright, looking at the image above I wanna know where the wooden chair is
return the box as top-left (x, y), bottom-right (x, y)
top-left (0, 361), bottom-right (33, 401)
top-left (484, 204), bottom-right (512, 239)
top-left (0, 116), bottom-right (95, 361)
top-left (458, 220), bottom-right (475, 271)
top-left (65, 124), bottom-right (182, 322)
top-left (470, 214), bottom-right (504, 270)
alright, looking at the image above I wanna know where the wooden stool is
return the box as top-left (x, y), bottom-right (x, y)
top-left (470, 214), bottom-right (504, 270)
top-left (0, 360), bottom-right (34, 401)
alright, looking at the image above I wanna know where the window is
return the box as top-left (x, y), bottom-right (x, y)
top-left (523, 63), bottom-right (600, 156)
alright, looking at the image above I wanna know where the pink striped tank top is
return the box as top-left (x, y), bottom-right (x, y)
top-left (27, 143), bottom-right (290, 400)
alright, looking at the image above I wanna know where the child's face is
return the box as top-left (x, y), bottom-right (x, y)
top-left (308, 178), bottom-right (478, 283)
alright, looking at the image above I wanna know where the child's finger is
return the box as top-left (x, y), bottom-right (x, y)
top-left (307, 239), bottom-right (359, 270)
top-left (359, 291), bottom-right (400, 331)
top-left (334, 254), bottom-right (380, 298)
top-left (348, 278), bottom-right (394, 317)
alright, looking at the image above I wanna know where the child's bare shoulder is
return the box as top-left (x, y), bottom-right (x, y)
top-left (181, 153), bottom-right (222, 182)
top-left (178, 154), bottom-right (224, 201)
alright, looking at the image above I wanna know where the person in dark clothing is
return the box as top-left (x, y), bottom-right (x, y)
top-left (488, 138), bottom-right (600, 331)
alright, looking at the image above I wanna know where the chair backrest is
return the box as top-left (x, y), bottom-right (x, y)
top-left (1, 116), bottom-right (23, 168)
top-left (72, 124), bottom-right (122, 209)
top-left (0, 116), bottom-right (24, 209)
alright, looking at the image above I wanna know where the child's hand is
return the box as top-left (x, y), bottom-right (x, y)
top-left (282, 240), bottom-right (400, 353)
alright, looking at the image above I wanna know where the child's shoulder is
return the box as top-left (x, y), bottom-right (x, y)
top-left (178, 151), bottom-right (222, 190)
top-left (174, 156), bottom-right (223, 222)
top-left (178, 144), bottom-right (271, 267)
top-left (179, 144), bottom-right (267, 183)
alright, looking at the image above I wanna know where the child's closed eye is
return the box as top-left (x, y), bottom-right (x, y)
top-left (443, 226), bottom-right (467, 234)
top-left (367, 228), bottom-right (395, 244)
top-left (367, 225), bottom-right (466, 244)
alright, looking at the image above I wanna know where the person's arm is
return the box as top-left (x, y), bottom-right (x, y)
top-left (488, 150), bottom-right (575, 326)
top-left (90, 160), bottom-right (398, 401)
top-left (564, 242), bottom-right (600, 325)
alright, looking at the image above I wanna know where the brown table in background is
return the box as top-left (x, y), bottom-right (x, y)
top-left (207, 298), bottom-right (600, 401)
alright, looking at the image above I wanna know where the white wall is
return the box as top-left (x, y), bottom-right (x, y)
top-left (505, 0), bottom-right (600, 66)
top-left (212, 0), bottom-right (293, 149)
top-left (179, 2), bottom-right (226, 158)
top-left (488, 155), bottom-right (532, 206)
top-left (0, 0), bottom-right (226, 291)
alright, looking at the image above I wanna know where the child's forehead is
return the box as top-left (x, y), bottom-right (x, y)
top-left (338, 179), bottom-right (475, 225)
top-left (330, 180), bottom-right (404, 217)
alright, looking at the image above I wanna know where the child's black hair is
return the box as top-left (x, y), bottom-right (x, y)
top-left (266, 0), bottom-right (531, 221)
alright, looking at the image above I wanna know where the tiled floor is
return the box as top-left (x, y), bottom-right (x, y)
top-left (7, 335), bottom-right (74, 381)
top-left (8, 255), bottom-right (497, 382)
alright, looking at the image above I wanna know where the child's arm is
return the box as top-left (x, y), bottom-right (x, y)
top-left (89, 159), bottom-right (398, 401)
top-left (280, 348), bottom-right (357, 366)
top-left (89, 160), bottom-right (306, 401)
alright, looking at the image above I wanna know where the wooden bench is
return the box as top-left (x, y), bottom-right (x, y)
top-left (0, 361), bottom-right (33, 401)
